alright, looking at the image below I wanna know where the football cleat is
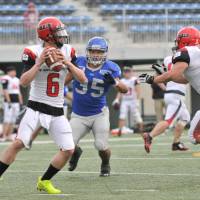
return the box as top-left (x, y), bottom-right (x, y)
top-left (68, 146), bottom-right (83, 171)
top-left (143, 132), bottom-right (152, 153)
top-left (172, 142), bottom-right (189, 151)
top-left (100, 164), bottom-right (111, 177)
top-left (37, 176), bottom-right (61, 194)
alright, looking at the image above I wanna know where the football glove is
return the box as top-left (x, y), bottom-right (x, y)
top-left (103, 72), bottom-right (116, 85)
top-left (152, 63), bottom-right (165, 75)
top-left (139, 73), bottom-right (154, 84)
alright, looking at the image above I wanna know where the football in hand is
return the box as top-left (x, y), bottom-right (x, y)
top-left (45, 47), bottom-right (65, 72)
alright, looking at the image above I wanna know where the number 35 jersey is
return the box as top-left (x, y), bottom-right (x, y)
top-left (21, 44), bottom-right (76, 108)
top-left (72, 56), bottom-right (121, 116)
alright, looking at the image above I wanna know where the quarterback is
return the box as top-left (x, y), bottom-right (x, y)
top-left (0, 17), bottom-right (86, 194)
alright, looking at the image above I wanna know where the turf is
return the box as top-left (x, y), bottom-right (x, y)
top-left (0, 132), bottom-right (200, 200)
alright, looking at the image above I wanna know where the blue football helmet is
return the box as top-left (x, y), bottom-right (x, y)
top-left (86, 37), bottom-right (108, 66)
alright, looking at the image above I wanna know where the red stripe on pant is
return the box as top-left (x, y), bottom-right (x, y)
top-left (166, 101), bottom-right (182, 125)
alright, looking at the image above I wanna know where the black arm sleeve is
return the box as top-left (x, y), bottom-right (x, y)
top-left (172, 48), bottom-right (190, 65)
top-left (1, 79), bottom-right (8, 89)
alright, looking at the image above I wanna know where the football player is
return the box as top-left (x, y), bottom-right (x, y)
top-left (0, 17), bottom-right (87, 194)
top-left (66, 37), bottom-right (128, 176)
top-left (139, 26), bottom-right (200, 151)
top-left (112, 66), bottom-right (143, 136)
top-left (0, 66), bottom-right (23, 142)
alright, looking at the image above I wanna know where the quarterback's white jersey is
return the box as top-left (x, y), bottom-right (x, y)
top-left (1, 75), bottom-right (20, 95)
top-left (173, 46), bottom-right (200, 95)
top-left (121, 77), bottom-right (138, 101)
top-left (22, 44), bottom-right (75, 108)
top-left (164, 56), bottom-right (186, 94)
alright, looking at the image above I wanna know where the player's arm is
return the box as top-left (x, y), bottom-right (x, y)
top-left (18, 92), bottom-right (23, 105)
top-left (20, 48), bottom-right (50, 87)
top-left (154, 62), bottom-right (189, 84)
top-left (63, 61), bottom-right (87, 84)
top-left (157, 83), bottom-right (166, 91)
top-left (65, 72), bottom-right (73, 85)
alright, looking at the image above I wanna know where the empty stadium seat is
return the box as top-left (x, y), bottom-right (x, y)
top-left (100, 3), bottom-right (200, 15)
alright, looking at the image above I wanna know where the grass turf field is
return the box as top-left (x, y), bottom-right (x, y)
top-left (0, 132), bottom-right (200, 200)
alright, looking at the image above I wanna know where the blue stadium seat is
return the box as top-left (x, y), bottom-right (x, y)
top-left (41, 16), bottom-right (92, 24)
top-left (114, 13), bottom-right (200, 23)
top-left (0, 4), bottom-right (76, 15)
top-left (101, 3), bottom-right (200, 14)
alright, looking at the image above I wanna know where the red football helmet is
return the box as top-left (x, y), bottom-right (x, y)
top-left (37, 17), bottom-right (69, 47)
top-left (174, 26), bottom-right (200, 50)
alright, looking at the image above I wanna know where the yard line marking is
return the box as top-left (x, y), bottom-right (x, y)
top-left (114, 189), bottom-right (158, 192)
top-left (0, 135), bottom-right (191, 146)
top-left (32, 193), bottom-right (74, 196)
top-left (7, 170), bottom-right (200, 177)
top-left (81, 157), bottom-right (199, 160)
top-left (1, 142), bottom-right (193, 150)
top-left (15, 156), bottom-right (198, 162)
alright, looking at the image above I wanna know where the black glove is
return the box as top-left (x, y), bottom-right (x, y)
top-left (152, 63), bottom-right (165, 75)
top-left (103, 72), bottom-right (116, 85)
top-left (139, 73), bottom-right (154, 84)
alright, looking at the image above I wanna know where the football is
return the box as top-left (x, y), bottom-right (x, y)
top-left (45, 47), bottom-right (65, 72)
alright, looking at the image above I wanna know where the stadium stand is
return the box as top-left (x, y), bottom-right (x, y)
top-left (0, 1), bottom-right (107, 44)
top-left (83, 1), bottom-right (200, 43)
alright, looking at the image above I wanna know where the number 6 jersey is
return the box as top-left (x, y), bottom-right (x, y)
top-left (72, 56), bottom-right (121, 116)
top-left (22, 44), bottom-right (76, 108)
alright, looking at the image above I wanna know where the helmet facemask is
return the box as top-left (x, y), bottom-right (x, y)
top-left (52, 26), bottom-right (70, 48)
top-left (86, 49), bottom-right (107, 66)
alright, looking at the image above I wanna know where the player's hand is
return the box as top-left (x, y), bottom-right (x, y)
top-left (103, 72), bottom-right (116, 85)
top-left (36, 48), bottom-right (51, 66)
top-left (152, 63), bottom-right (165, 75)
top-left (139, 73), bottom-right (154, 84)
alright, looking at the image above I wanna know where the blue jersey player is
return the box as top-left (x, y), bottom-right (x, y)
top-left (66, 37), bottom-right (128, 176)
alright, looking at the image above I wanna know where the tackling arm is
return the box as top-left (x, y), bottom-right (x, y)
top-left (64, 60), bottom-right (87, 84)
top-left (153, 62), bottom-right (189, 84)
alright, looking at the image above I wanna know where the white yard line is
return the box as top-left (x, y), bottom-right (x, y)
top-left (7, 170), bottom-right (200, 177)
top-left (16, 157), bottom-right (200, 161)
top-left (0, 135), bottom-right (191, 146)
top-left (114, 189), bottom-right (158, 192)
top-left (32, 193), bottom-right (74, 196)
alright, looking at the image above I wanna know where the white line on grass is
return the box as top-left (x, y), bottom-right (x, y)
top-left (32, 193), bottom-right (74, 196)
top-left (15, 157), bottom-right (200, 162)
top-left (7, 170), bottom-right (200, 177)
top-left (114, 189), bottom-right (158, 192)
top-left (0, 142), bottom-right (190, 148)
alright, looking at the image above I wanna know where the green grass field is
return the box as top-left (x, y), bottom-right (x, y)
top-left (0, 132), bottom-right (200, 200)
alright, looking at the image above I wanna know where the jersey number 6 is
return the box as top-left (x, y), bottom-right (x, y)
top-left (46, 73), bottom-right (59, 97)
